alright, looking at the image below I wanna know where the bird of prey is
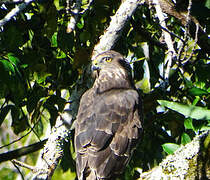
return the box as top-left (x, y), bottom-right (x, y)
top-left (74, 50), bottom-right (143, 180)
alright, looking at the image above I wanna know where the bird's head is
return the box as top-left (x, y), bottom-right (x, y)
top-left (91, 50), bottom-right (131, 78)
top-left (91, 50), bottom-right (133, 93)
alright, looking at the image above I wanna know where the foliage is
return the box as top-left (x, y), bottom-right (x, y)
top-left (0, 0), bottom-right (209, 179)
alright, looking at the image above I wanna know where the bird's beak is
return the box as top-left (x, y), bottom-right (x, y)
top-left (91, 60), bottom-right (101, 78)
top-left (91, 64), bottom-right (100, 71)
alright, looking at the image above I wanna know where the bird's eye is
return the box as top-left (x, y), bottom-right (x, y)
top-left (103, 57), bottom-right (112, 62)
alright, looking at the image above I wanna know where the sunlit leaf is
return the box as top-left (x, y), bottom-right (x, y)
top-left (0, 59), bottom-right (15, 74)
top-left (77, 17), bottom-right (84, 29)
top-left (54, 0), bottom-right (64, 10)
top-left (189, 87), bottom-right (209, 96)
top-left (7, 53), bottom-right (20, 65)
top-left (162, 143), bottom-right (180, 154)
top-left (158, 100), bottom-right (210, 120)
top-left (51, 32), bottom-right (58, 47)
top-left (135, 78), bottom-right (151, 93)
top-left (205, 0), bottom-right (210, 8)
top-left (184, 118), bottom-right (194, 130)
top-left (57, 50), bottom-right (66, 59)
top-left (181, 133), bottom-right (191, 145)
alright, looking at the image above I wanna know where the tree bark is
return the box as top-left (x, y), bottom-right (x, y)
top-left (139, 130), bottom-right (210, 180)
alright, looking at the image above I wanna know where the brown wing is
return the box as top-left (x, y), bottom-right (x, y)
top-left (75, 88), bottom-right (143, 179)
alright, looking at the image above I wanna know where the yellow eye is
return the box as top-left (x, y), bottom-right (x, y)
top-left (104, 57), bottom-right (112, 62)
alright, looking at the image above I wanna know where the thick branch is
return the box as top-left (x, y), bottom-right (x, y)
top-left (139, 131), bottom-right (210, 179)
top-left (32, 104), bottom-right (72, 180)
top-left (92, 0), bottom-right (140, 59)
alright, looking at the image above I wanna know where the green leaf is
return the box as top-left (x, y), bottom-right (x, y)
top-left (7, 53), bottom-right (20, 65)
top-left (11, 105), bottom-right (20, 122)
top-left (157, 100), bottom-right (210, 120)
top-left (54, 0), bottom-right (64, 10)
top-left (0, 105), bottom-right (13, 126)
top-left (2, 25), bottom-right (23, 50)
top-left (27, 85), bottom-right (46, 114)
top-left (0, 59), bottom-right (15, 74)
top-left (162, 143), bottom-right (180, 154)
top-left (12, 116), bottom-right (29, 134)
top-left (51, 32), bottom-right (58, 47)
top-left (79, 31), bottom-right (91, 43)
top-left (56, 49), bottom-right (66, 59)
top-left (205, 0), bottom-right (210, 9)
top-left (189, 87), bottom-right (209, 96)
top-left (77, 17), bottom-right (84, 29)
top-left (181, 133), bottom-right (191, 145)
top-left (184, 118), bottom-right (194, 130)
top-left (135, 78), bottom-right (151, 93)
top-left (7, 53), bottom-right (22, 77)
top-left (44, 4), bottom-right (57, 38)
top-left (34, 117), bottom-right (44, 136)
top-left (0, 58), bottom-right (25, 104)
top-left (57, 27), bottom-right (74, 51)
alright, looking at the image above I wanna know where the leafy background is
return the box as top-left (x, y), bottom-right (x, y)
top-left (0, 0), bottom-right (209, 179)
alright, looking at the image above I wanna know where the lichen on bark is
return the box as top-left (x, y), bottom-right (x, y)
top-left (140, 131), bottom-right (210, 180)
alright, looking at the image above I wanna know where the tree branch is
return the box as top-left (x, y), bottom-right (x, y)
top-left (147, 0), bottom-right (210, 55)
top-left (152, 0), bottom-right (176, 86)
top-left (0, 139), bottom-right (47, 163)
top-left (11, 159), bottom-right (37, 172)
top-left (0, 0), bottom-right (24, 4)
top-left (31, 103), bottom-right (72, 180)
top-left (92, 0), bottom-right (141, 59)
top-left (139, 130), bottom-right (210, 179)
top-left (28, 0), bottom-right (142, 175)
top-left (0, 0), bottom-right (34, 27)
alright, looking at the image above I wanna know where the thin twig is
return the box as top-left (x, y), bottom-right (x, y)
top-left (152, 0), bottom-right (176, 86)
top-left (181, 0), bottom-right (192, 61)
top-left (159, 25), bottom-right (184, 42)
top-left (0, 119), bottom-right (40, 149)
top-left (11, 159), bottom-right (38, 172)
top-left (0, 0), bottom-right (34, 27)
top-left (11, 160), bottom-right (25, 180)
top-left (177, 0), bottom-right (192, 62)
top-left (0, 129), bottom-right (32, 149)
top-left (185, 22), bottom-right (199, 62)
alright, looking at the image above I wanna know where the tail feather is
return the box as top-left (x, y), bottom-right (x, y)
top-left (86, 170), bottom-right (97, 180)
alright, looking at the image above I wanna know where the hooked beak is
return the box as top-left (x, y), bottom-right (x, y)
top-left (91, 60), bottom-right (101, 78)
top-left (91, 64), bottom-right (100, 71)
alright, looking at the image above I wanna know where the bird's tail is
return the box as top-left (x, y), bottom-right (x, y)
top-left (85, 170), bottom-right (97, 180)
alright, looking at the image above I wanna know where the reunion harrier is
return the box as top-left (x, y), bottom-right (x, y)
top-left (74, 50), bottom-right (143, 179)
